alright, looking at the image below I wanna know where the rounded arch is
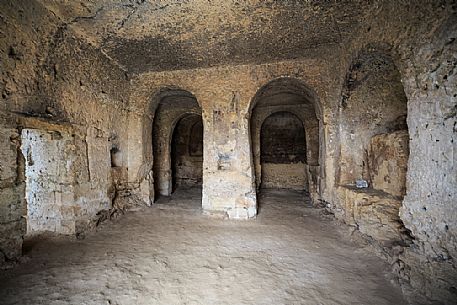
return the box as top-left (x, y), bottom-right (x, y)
top-left (335, 43), bottom-right (411, 250)
top-left (152, 88), bottom-right (202, 199)
top-left (337, 45), bottom-right (408, 190)
top-left (168, 112), bottom-right (202, 146)
top-left (259, 111), bottom-right (308, 190)
top-left (138, 87), bottom-right (200, 174)
top-left (148, 86), bottom-right (202, 115)
top-left (249, 77), bottom-right (323, 121)
top-left (170, 113), bottom-right (203, 193)
top-left (260, 110), bottom-right (305, 132)
top-left (249, 77), bottom-right (323, 200)
top-left (340, 42), bottom-right (404, 89)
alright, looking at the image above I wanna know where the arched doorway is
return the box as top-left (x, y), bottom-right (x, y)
top-left (250, 77), bottom-right (322, 204)
top-left (152, 89), bottom-right (202, 201)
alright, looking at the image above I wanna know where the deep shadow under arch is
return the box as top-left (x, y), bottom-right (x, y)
top-left (170, 113), bottom-right (203, 193)
top-left (249, 77), bottom-right (322, 202)
top-left (259, 111), bottom-right (307, 190)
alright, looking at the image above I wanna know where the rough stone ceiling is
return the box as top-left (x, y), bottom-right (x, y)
top-left (39, 0), bottom-right (369, 74)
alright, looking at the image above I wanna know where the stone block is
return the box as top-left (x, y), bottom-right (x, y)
top-left (369, 130), bottom-right (409, 197)
top-left (202, 170), bottom-right (256, 216)
top-left (260, 162), bottom-right (307, 190)
top-left (337, 186), bottom-right (403, 243)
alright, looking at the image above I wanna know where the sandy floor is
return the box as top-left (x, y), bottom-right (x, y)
top-left (0, 188), bottom-right (406, 305)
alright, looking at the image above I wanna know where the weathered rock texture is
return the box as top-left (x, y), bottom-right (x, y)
top-left (338, 48), bottom-right (408, 187)
top-left (21, 128), bottom-right (76, 234)
top-left (0, 0), bottom-right (130, 264)
top-left (369, 130), bottom-right (409, 197)
top-left (0, 0), bottom-right (456, 304)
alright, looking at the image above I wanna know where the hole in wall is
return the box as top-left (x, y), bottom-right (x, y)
top-left (110, 146), bottom-right (121, 167)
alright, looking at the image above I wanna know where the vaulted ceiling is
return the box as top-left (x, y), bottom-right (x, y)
top-left (38, 0), bottom-right (370, 74)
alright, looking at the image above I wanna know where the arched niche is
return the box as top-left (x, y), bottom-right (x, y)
top-left (338, 47), bottom-right (409, 197)
top-left (336, 46), bottom-right (411, 246)
top-left (249, 77), bottom-right (322, 199)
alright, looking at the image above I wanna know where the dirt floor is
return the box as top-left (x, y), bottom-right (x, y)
top-left (0, 188), bottom-right (406, 305)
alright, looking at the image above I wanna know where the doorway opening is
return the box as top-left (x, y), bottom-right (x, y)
top-left (152, 89), bottom-right (203, 205)
top-left (249, 77), bottom-right (322, 211)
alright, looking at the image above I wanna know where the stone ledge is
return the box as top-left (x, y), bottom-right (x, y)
top-left (336, 185), bottom-right (406, 244)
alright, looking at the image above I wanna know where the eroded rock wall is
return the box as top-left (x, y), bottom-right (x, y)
top-left (0, 0), bottom-right (58, 265)
top-left (21, 128), bottom-right (75, 234)
top-left (338, 48), bottom-right (408, 187)
top-left (0, 0), bottom-right (130, 264)
top-left (0, 1), bottom-right (455, 304)
top-left (35, 32), bottom-right (130, 235)
top-left (331, 2), bottom-right (457, 304)
top-left (125, 2), bottom-right (456, 302)
top-left (369, 130), bottom-right (409, 197)
top-left (0, 127), bottom-right (25, 264)
top-left (398, 13), bottom-right (457, 305)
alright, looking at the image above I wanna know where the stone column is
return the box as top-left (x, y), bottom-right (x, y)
top-left (201, 92), bottom-right (257, 219)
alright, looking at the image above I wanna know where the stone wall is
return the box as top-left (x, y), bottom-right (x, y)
top-left (332, 2), bottom-right (457, 304)
top-left (338, 48), bottom-right (408, 186)
top-left (0, 0), bottom-right (130, 264)
top-left (125, 3), bottom-right (456, 303)
top-left (0, 1), bottom-right (455, 304)
top-left (369, 130), bottom-right (409, 197)
top-left (0, 0), bottom-right (59, 265)
top-left (260, 163), bottom-right (307, 191)
top-left (21, 128), bottom-right (75, 234)
top-left (127, 59), bottom-right (334, 219)
top-left (397, 12), bottom-right (457, 305)
top-left (0, 127), bottom-right (25, 264)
